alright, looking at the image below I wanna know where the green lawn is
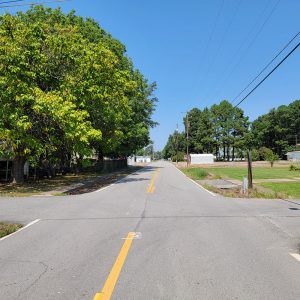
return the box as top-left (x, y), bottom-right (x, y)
top-left (181, 165), bottom-right (300, 199)
top-left (181, 166), bottom-right (299, 181)
top-left (204, 167), bottom-right (300, 180)
top-left (258, 182), bottom-right (300, 199)
top-left (182, 168), bottom-right (209, 180)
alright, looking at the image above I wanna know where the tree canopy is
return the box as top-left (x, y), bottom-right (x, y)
top-left (163, 99), bottom-right (299, 162)
top-left (163, 100), bottom-right (249, 161)
top-left (0, 6), bottom-right (157, 183)
top-left (251, 100), bottom-right (300, 157)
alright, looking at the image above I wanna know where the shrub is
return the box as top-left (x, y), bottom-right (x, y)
top-left (251, 149), bottom-right (260, 161)
top-left (172, 151), bottom-right (185, 162)
top-left (289, 164), bottom-right (300, 171)
top-left (259, 147), bottom-right (273, 161)
top-left (185, 168), bottom-right (208, 179)
top-left (259, 147), bottom-right (279, 167)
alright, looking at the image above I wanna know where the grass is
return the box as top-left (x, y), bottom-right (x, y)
top-left (196, 167), bottom-right (299, 180)
top-left (182, 168), bottom-right (209, 180)
top-left (0, 173), bottom-right (99, 197)
top-left (0, 222), bottom-right (23, 238)
top-left (202, 184), bottom-right (285, 199)
top-left (0, 166), bottom-right (141, 197)
top-left (180, 164), bottom-right (299, 199)
top-left (52, 192), bottom-right (67, 196)
top-left (258, 182), bottom-right (300, 199)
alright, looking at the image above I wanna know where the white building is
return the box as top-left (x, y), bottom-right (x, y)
top-left (135, 156), bottom-right (151, 163)
top-left (190, 154), bottom-right (214, 165)
top-left (286, 151), bottom-right (300, 161)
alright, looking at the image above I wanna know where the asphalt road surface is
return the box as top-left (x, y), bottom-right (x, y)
top-left (0, 161), bottom-right (300, 300)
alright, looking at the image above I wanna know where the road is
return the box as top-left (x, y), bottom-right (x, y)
top-left (0, 161), bottom-right (300, 299)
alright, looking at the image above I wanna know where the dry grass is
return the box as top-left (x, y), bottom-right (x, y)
top-left (201, 183), bottom-right (287, 199)
top-left (0, 166), bottom-right (142, 197)
top-left (0, 222), bottom-right (23, 238)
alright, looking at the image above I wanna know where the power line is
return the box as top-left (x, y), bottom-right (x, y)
top-left (209, 0), bottom-right (281, 101)
top-left (0, 1), bottom-right (26, 4)
top-left (199, 0), bottom-right (242, 101)
top-left (190, 0), bottom-right (225, 97)
top-left (231, 30), bottom-right (300, 105)
top-left (0, 0), bottom-right (69, 8)
top-left (234, 40), bottom-right (300, 108)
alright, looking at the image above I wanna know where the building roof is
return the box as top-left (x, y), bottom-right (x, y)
top-left (286, 151), bottom-right (300, 154)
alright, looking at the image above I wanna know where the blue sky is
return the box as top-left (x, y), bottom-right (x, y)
top-left (3, 0), bottom-right (300, 150)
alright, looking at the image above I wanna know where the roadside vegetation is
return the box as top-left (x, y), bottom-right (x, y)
top-left (181, 165), bottom-right (300, 181)
top-left (0, 166), bottom-right (141, 197)
top-left (164, 94), bottom-right (299, 200)
top-left (200, 166), bottom-right (299, 180)
top-left (0, 6), bottom-right (157, 184)
top-left (180, 163), bottom-right (300, 199)
top-left (163, 100), bottom-right (300, 162)
top-left (202, 183), bottom-right (285, 199)
top-left (0, 222), bottom-right (22, 238)
top-left (258, 182), bottom-right (300, 199)
top-left (182, 168), bottom-right (209, 180)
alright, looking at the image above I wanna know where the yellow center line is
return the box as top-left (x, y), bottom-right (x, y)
top-left (93, 232), bottom-right (136, 300)
top-left (147, 170), bottom-right (159, 193)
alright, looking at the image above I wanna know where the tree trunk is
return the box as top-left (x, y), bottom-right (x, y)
top-left (75, 154), bottom-right (83, 174)
top-left (227, 145), bottom-right (230, 161)
top-left (232, 146), bottom-right (235, 161)
top-left (97, 148), bottom-right (104, 162)
top-left (12, 157), bottom-right (25, 184)
top-left (223, 144), bottom-right (226, 161)
top-left (215, 146), bottom-right (219, 161)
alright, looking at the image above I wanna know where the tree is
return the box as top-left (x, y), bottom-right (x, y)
top-left (179, 100), bottom-right (249, 161)
top-left (162, 131), bottom-right (186, 160)
top-left (0, 6), bottom-right (157, 183)
top-left (252, 100), bottom-right (300, 158)
top-left (263, 149), bottom-right (279, 167)
top-left (0, 11), bottom-right (101, 183)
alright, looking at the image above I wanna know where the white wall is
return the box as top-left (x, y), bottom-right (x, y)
top-left (190, 154), bottom-right (214, 164)
top-left (135, 156), bottom-right (151, 163)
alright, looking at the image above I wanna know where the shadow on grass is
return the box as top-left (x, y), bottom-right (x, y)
top-left (0, 166), bottom-right (146, 196)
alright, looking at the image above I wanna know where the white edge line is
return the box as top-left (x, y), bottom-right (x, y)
top-left (95, 184), bottom-right (114, 193)
top-left (290, 253), bottom-right (300, 262)
top-left (0, 219), bottom-right (41, 242)
top-left (171, 163), bottom-right (216, 197)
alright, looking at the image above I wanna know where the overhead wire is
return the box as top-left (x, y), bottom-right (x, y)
top-left (199, 0), bottom-right (242, 100)
top-left (234, 40), bottom-right (300, 108)
top-left (209, 0), bottom-right (281, 101)
top-left (0, 0), bottom-right (69, 8)
top-left (0, 1), bottom-right (26, 4)
top-left (231, 30), bottom-right (300, 105)
top-left (190, 0), bottom-right (225, 97)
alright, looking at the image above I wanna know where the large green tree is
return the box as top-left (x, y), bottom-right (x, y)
top-left (252, 100), bottom-right (300, 158)
top-left (162, 131), bottom-right (186, 160)
top-left (0, 6), bottom-right (157, 183)
top-left (177, 100), bottom-right (249, 161)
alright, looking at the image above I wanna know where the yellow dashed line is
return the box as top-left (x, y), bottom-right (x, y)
top-left (147, 170), bottom-right (159, 193)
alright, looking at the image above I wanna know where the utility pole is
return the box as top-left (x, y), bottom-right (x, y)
top-left (186, 113), bottom-right (189, 168)
top-left (152, 145), bottom-right (154, 161)
top-left (181, 111), bottom-right (190, 167)
top-left (176, 123), bottom-right (179, 164)
top-left (247, 148), bottom-right (253, 189)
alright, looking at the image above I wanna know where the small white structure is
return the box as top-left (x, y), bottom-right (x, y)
top-left (190, 154), bottom-right (214, 165)
top-left (135, 156), bottom-right (151, 163)
top-left (286, 151), bottom-right (300, 162)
